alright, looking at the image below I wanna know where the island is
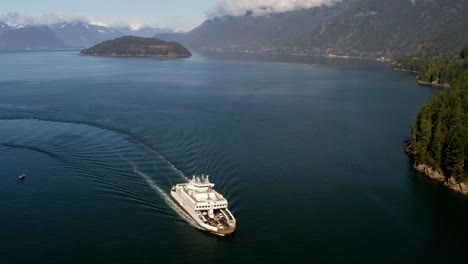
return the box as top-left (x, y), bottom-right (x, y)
top-left (80, 36), bottom-right (191, 58)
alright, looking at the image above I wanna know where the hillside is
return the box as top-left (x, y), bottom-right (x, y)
top-left (0, 26), bottom-right (66, 51)
top-left (116, 27), bottom-right (176, 38)
top-left (80, 36), bottom-right (191, 58)
top-left (157, 0), bottom-right (468, 58)
top-left (0, 22), bottom-right (11, 32)
top-left (51, 22), bottom-right (178, 48)
top-left (157, 2), bottom-right (352, 54)
top-left (0, 21), bottom-right (181, 50)
top-left (50, 22), bottom-right (123, 48)
top-left (308, 0), bottom-right (468, 57)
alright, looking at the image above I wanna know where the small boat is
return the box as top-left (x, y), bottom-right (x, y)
top-left (18, 174), bottom-right (25, 180)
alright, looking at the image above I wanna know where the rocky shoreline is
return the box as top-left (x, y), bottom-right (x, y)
top-left (80, 52), bottom-right (189, 58)
top-left (412, 164), bottom-right (468, 195)
top-left (406, 141), bottom-right (468, 195)
top-left (416, 78), bottom-right (450, 88)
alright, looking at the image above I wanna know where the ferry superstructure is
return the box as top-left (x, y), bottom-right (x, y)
top-left (170, 175), bottom-right (236, 235)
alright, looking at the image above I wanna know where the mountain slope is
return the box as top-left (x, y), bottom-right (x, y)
top-left (51, 23), bottom-right (179, 48)
top-left (308, 0), bottom-right (468, 56)
top-left (0, 22), bottom-right (11, 33)
top-left (0, 26), bottom-right (66, 51)
top-left (50, 22), bottom-right (124, 48)
top-left (157, 0), bottom-right (468, 57)
top-left (0, 21), bottom-right (181, 50)
top-left (157, 2), bottom-right (353, 53)
top-left (116, 27), bottom-right (176, 38)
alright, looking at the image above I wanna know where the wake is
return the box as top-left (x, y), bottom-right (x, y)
top-left (132, 167), bottom-right (199, 229)
top-left (0, 117), bottom-right (190, 181)
top-left (0, 118), bottom-right (197, 227)
top-left (140, 147), bottom-right (190, 182)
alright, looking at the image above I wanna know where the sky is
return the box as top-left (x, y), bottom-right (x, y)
top-left (0, 0), bottom-right (340, 31)
top-left (0, 0), bottom-right (219, 30)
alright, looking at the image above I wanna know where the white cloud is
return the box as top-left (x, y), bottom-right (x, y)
top-left (207, 0), bottom-right (342, 17)
top-left (0, 11), bottom-right (88, 26)
top-left (0, 12), bottom-right (181, 30)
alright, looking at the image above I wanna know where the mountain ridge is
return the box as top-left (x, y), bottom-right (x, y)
top-left (156, 0), bottom-right (468, 58)
top-left (0, 21), bottom-right (181, 51)
top-left (0, 26), bottom-right (66, 51)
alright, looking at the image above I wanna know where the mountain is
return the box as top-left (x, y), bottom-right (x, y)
top-left (306, 0), bottom-right (468, 56)
top-left (80, 36), bottom-right (191, 58)
top-left (51, 23), bottom-right (181, 47)
top-left (156, 2), bottom-right (353, 53)
top-left (116, 27), bottom-right (177, 38)
top-left (157, 0), bottom-right (468, 58)
top-left (50, 22), bottom-right (123, 48)
top-left (0, 20), bottom-right (181, 50)
top-left (0, 26), bottom-right (66, 51)
top-left (0, 22), bottom-right (11, 33)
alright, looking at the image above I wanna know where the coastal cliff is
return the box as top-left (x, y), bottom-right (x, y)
top-left (80, 36), bottom-right (191, 58)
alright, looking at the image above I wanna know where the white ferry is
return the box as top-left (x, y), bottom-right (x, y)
top-left (170, 174), bottom-right (236, 235)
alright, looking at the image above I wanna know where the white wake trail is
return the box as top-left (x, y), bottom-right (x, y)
top-left (133, 167), bottom-right (199, 229)
top-left (137, 143), bottom-right (190, 182)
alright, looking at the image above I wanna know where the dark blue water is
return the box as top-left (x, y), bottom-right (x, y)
top-left (1, 51), bottom-right (467, 263)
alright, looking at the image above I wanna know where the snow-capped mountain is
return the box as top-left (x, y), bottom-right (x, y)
top-left (116, 26), bottom-right (177, 38)
top-left (0, 19), bottom-right (181, 50)
top-left (0, 21), bottom-right (11, 32)
top-left (50, 21), bottom-right (123, 48)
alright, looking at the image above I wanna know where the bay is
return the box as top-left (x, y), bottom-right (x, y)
top-left (0, 51), bottom-right (466, 263)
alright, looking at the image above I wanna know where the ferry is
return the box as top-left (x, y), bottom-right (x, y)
top-left (170, 175), bottom-right (236, 235)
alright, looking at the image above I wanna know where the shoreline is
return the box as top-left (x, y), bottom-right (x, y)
top-left (416, 79), bottom-right (450, 88)
top-left (406, 143), bottom-right (468, 195)
top-left (412, 164), bottom-right (468, 195)
top-left (189, 48), bottom-right (377, 61)
top-left (392, 67), bottom-right (450, 88)
top-left (79, 53), bottom-right (191, 58)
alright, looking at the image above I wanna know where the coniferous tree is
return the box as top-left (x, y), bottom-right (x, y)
top-left (407, 46), bottom-right (468, 182)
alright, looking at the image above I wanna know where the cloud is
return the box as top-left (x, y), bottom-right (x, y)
top-left (207, 0), bottom-right (342, 17)
top-left (0, 12), bottom-right (107, 27)
top-left (0, 12), bottom-right (182, 30)
top-left (0, 11), bottom-right (102, 27)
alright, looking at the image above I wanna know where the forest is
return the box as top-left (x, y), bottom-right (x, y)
top-left (404, 46), bottom-right (468, 182)
top-left (80, 36), bottom-right (192, 58)
top-left (394, 45), bottom-right (468, 87)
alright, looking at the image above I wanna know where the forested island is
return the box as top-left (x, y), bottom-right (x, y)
top-left (80, 36), bottom-right (191, 58)
top-left (396, 46), bottom-right (468, 194)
